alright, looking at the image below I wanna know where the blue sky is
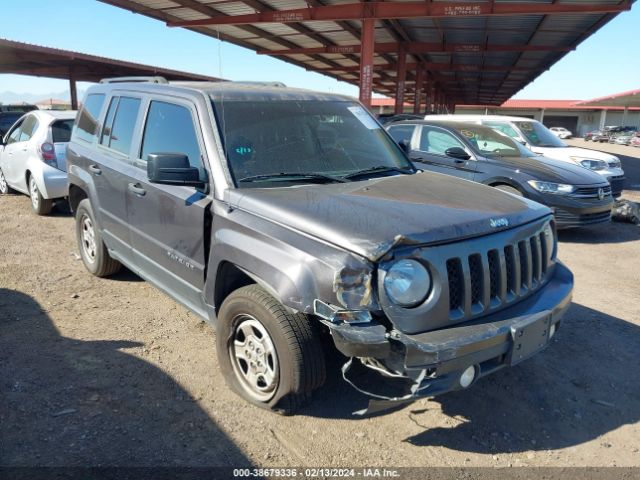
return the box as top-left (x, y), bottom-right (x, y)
top-left (0, 0), bottom-right (638, 101)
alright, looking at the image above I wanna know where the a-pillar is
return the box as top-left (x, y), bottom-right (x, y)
top-left (359, 18), bottom-right (375, 108)
top-left (394, 46), bottom-right (407, 114)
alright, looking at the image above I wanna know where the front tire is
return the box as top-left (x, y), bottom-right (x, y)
top-left (28, 174), bottom-right (53, 215)
top-left (75, 198), bottom-right (121, 277)
top-left (217, 285), bottom-right (326, 415)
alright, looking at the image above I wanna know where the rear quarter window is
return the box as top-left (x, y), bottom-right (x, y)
top-left (51, 119), bottom-right (74, 143)
top-left (73, 93), bottom-right (106, 143)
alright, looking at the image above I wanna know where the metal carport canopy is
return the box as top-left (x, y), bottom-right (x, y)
top-left (98, 0), bottom-right (634, 112)
top-left (0, 38), bottom-right (222, 109)
top-left (576, 88), bottom-right (640, 108)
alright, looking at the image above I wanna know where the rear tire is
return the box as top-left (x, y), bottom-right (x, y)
top-left (0, 168), bottom-right (14, 195)
top-left (217, 284), bottom-right (326, 415)
top-left (28, 174), bottom-right (52, 215)
top-left (75, 198), bottom-right (122, 277)
top-left (494, 184), bottom-right (523, 196)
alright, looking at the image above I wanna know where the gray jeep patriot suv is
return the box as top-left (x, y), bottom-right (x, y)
top-left (67, 78), bottom-right (573, 414)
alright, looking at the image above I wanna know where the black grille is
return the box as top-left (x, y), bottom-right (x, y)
top-left (572, 185), bottom-right (612, 198)
top-left (469, 254), bottom-right (483, 305)
top-left (488, 250), bottom-right (500, 300)
top-left (518, 241), bottom-right (529, 289)
top-left (446, 229), bottom-right (551, 318)
top-left (554, 209), bottom-right (611, 227)
top-left (504, 245), bottom-right (516, 295)
top-left (446, 258), bottom-right (463, 311)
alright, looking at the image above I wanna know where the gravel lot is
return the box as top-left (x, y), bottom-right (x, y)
top-left (1, 141), bottom-right (639, 469)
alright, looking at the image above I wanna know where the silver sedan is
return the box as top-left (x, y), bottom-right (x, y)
top-left (0, 110), bottom-right (76, 214)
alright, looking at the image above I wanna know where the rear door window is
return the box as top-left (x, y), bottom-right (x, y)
top-left (387, 125), bottom-right (415, 145)
top-left (74, 93), bottom-right (105, 143)
top-left (5, 118), bottom-right (25, 145)
top-left (100, 96), bottom-right (141, 155)
top-left (18, 115), bottom-right (38, 142)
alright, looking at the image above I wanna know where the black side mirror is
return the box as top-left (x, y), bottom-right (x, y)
top-left (445, 147), bottom-right (471, 160)
top-left (398, 139), bottom-right (411, 154)
top-left (147, 153), bottom-right (204, 188)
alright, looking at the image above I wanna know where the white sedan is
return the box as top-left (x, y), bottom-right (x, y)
top-left (0, 110), bottom-right (76, 214)
top-left (549, 127), bottom-right (573, 139)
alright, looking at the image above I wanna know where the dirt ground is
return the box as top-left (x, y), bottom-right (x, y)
top-left (1, 140), bottom-right (639, 469)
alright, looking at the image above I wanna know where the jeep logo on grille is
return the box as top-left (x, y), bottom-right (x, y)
top-left (490, 217), bottom-right (509, 228)
top-left (598, 188), bottom-right (605, 200)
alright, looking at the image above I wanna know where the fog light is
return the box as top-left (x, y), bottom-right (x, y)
top-left (549, 323), bottom-right (557, 338)
top-left (459, 366), bottom-right (476, 388)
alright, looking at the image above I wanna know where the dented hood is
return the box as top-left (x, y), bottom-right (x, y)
top-left (229, 172), bottom-right (550, 261)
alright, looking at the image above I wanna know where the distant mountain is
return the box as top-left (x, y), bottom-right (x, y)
top-left (0, 90), bottom-right (84, 105)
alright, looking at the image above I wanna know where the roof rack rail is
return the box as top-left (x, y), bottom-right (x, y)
top-left (99, 76), bottom-right (169, 84)
top-left (231, 81), bottom-right (286, 87)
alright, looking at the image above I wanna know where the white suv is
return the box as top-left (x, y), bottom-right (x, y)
top-left (425, 114), bottom-right (625, 197)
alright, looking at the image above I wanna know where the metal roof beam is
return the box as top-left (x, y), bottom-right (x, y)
top-left (167, 1), bottom-right (631, 27)
top-left (314, 63), bottom-right (534, 73)
top-left (259, 43), bottom-right (572, 55)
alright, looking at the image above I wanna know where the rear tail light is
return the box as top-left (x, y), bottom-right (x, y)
top-left (39, 142), bottom-right (58, 168)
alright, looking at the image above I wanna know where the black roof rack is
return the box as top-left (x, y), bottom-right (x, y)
top-left (99, 76), bottom-right (168, 84)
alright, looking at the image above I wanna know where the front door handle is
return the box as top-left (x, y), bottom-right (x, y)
top-left (88, 164), bottom-right (102, 175)
top-left (453, 159), bottom-right (466, 164)
top-left (128, 182), bottom-right (146, 196)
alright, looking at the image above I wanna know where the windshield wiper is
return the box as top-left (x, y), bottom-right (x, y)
top-left (343, 165), bottom-right (414, 180)
top-left (237, 172), bottom-right (348, 184)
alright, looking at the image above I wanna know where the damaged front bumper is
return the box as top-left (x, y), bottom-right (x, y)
top-left (324, 262), bottom-right (573, 414)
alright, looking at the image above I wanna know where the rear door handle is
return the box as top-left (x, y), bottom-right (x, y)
top-left (128, 182), bottom-right (146, 196)
top-left (88, 164), bottom-right (102, 175)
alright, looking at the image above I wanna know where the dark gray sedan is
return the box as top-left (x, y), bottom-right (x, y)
top-left (386, 120), bottom-right (613, 228)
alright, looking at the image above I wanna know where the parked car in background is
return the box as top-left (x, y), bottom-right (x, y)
top-left (387, 120), bottom-right (614, 228)
top-left (630, 132), bottom-right (640, 148)
top-left (0, 110), bottom-right (76, 214)
top-left (590, 130), bottom-right (611, 143)
top-left (0, 104), bottom-right (38, 113)
top-left (0, 111), bottom-right (24, 137)
top-left (610, 132), bottom-right (634, 145)
top-left (550, 127), bottom-right (573, 139)
top-left (66, 79), bottom-right (573, 414)
top-left (377, 113), bottom-right (423, 125)
top-left (425, 115), bottom-right (626, 197)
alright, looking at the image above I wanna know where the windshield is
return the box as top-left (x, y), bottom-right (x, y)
top-left (452, 124), bottom-right (537, 158)
top-left (211, 99), bottom-right (413, 187)
top-left (513, 121), bottom-right (566, 148)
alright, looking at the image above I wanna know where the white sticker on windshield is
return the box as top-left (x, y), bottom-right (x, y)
top-left (348, 106), bottom-right (380, 130)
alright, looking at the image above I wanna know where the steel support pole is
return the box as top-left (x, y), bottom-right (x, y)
top-left (69, 68), bottom-right (78, 110)
top-left (359, 18), bottom-right (375, 108)
top-left (394, 46), bottom-right (407, 114)
top-left (413, 66), bottom-right (424, 114)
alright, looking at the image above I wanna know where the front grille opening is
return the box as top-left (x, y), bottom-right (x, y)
top-left (468, 254), bottom-right (483, 305)
top-left (488, 249), bottom-right (500, 300)
top-left (539, 231), bottom-right (548, 275)
top-left (518, 241), bottom-right (529, 289)
top-left (504, 245), bottom-right (516, 295)
top-left (446, 258), bottom-right (463, 311)
top-left (530, 237), bottom-right (541, 283)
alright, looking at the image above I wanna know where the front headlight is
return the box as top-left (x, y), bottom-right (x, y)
top-left (527, 180), bottom-right (576, 195)
top-left (570, 157), bottom-right (607, 171)
top-left (607, 157), bottom-right (622, 169)
top-left (383, 259), bottom-right (431, 307)
top-left (333, 267), bottom-right (375, 309)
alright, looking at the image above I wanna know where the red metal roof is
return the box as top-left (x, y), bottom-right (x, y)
top-left (576, 88), bottom-right (640, 107)
top-left (97, 0), bottom-right (635, 106)
top-left (456, 98), bottom-right (640, 111)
